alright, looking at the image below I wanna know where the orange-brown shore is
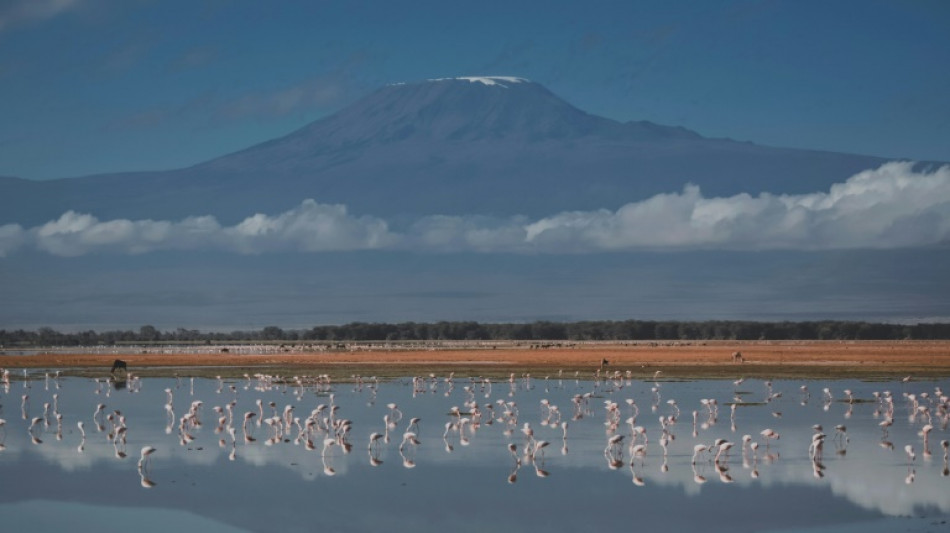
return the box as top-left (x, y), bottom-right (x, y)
top-left (4, 341), bottom-right (950, 379)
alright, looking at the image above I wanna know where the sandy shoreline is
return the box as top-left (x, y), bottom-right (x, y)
top-left (3, 341), bottom-right (950, 378)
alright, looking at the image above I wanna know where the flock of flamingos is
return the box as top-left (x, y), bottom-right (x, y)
top-left (1, 366), bottom-right (948, 489)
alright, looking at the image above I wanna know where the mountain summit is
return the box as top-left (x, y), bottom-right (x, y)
top-left (202, 76), bottom-right (700, 173)
top-left (1, 77), bottom-right (892, 225)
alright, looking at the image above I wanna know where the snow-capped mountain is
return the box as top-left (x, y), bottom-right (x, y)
top-left (0, 77), bottom-right (892, 225)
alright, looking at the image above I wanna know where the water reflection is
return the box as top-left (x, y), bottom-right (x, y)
top-left (0, 368), bottom-right (948, 532)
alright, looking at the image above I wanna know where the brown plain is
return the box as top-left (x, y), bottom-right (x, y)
top-left (5, 340), bottom-right (950, 379)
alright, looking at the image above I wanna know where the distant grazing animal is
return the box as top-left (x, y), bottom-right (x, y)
top-left (600, 358), bottom-right (609, 369)
top-left (110, 359), bottom-right (128, 375)
top-left (732, 351), bottom-right (744, 364)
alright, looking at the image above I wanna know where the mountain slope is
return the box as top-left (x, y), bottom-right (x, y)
top-left (0, 77), bottom-right (898, 226)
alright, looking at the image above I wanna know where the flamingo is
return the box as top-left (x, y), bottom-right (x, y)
top-left (508, 443), bottom-right (521, 465)
top-left (399, 431), bottom-right (420, 452)
top-left (741, 434), bottom-right (752, 453)
top-left (666, 399), bottom-right (680, 417)
top-left (605, 434), bottom-right (624, 457)
top-left (879, 417), bottom-right (893, 437)
top-left (28, 416), bottom-right (42, 437)
top-left (809, 433), bottom-right (825, 461)
top-left (387, 403), bottom-right (403, 425)
top-left (691, 443), bottom-right (708, 464)
top-left (760, 428), bottom-right (780, 448)
top-left (905, 444), bottom-right (916, 462)
top-left (242, 412), bottom-right (257, 442)
top-left (368, 432), bottom-right (383, 451)
top-left (255, 399), bottom-right (264, 425)
top-left (657, 433), bottom-right (671, 457)
top-left (532, 440), bottom-right (550, 461)
top-left (715, 441), bottom-right (734, 463)
top-left (630, 443), bottom-right (647, 466)
top-left (138, 446), bottom-right (156, 471)
top-left (521, 422), bottom-right (534, 445)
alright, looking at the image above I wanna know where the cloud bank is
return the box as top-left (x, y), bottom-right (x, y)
top-left (1, 162), bottom-right (948, 257)
top-left (4, 200), bottom-right (393, 257)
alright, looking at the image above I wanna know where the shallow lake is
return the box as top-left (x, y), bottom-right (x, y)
top-left (1, 370), bottom-right (948, 533)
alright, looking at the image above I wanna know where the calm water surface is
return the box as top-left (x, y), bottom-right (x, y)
top-left (0, 370), bottom-right (948, 533)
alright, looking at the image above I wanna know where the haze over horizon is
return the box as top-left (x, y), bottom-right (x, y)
top-left (1, 1), bottom-right (948, 331)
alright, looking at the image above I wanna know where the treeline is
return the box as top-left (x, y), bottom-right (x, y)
top-left (2, 320), bottom-right (950, 346)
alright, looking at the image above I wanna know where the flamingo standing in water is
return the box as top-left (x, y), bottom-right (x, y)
top-left (138, 445), bottom-right (156, 473)
top-left (605, 435), bottom-right (624, 457)
top-left (760, 428), bottom-right (780, 448)
top-left (714, 441), bottom-right (734, 463)
top-left (749, 441), bottom-right (760, 461)
top-left (879, 417), bottom-right (894, 437)
top-left (629, 443), bottom-right (648, 471)
top-left (809, 433), bottom-right (825, 462)
top-left (920, 424), bottom-right (934, 449)
top-left (368, 432), bottom-right (383, 451)
top-left (507, 443), bottom-right (521, 465)
top-left (532, 440), bottom-right (550, 462)
top-left (691, 444), bottom-right (709, 465)
top-left (399, 431), bottom-right (420, 453)
top-left (387, 403), bottom-right (403, 426)
top-left (242, 412), bottom-right (257, 442)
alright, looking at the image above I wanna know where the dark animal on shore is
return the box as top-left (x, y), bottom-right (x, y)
top-left (111, 359), bottom-right (127, 374)
top-left (732, 351), bottom-right (744, 363)
top-left (600, 358), bottom-right (609, 370)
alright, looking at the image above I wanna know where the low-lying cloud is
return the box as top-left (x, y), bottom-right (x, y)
top-left (9, 200), bottom-right (393, 257)
top-left (1, 162), bottom-right (948, 257)
top-left (525, 162), bottom-right (950, 251)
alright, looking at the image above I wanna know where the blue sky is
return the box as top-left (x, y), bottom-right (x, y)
top-left (1, 0), bottom-right (948, 180)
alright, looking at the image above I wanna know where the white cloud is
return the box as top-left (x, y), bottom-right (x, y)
top-left (222, 200), bottom-right (395, 253)
top-left (524, 161), bottom-right (950, 251)
top-left (5, 162), bottom-right (950, 257)
top-left (29, 201), bottom-right (395, 256)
